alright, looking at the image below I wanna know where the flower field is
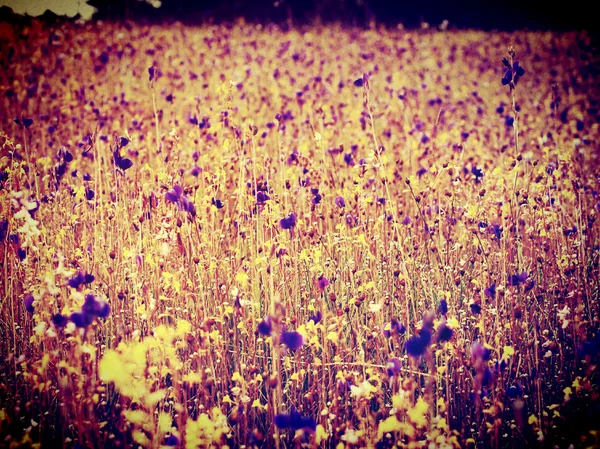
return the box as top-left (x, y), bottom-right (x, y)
top-left (0, 18), bottom-right (599, 449)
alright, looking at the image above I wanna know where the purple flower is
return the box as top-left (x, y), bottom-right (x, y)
top-left (119, 136), bottom-right (130, 147)
top-left (508, 271), bottom-right (528, 286)
top-left (343, 153), bottom-right (355, 166)
top-left (95, 300), bottom-right (111, 318)
top-left (52, 313), bottom-right (68, 327)
top-left (436, 323), bottom-right (453, 343)
top-left (281, 330), bottom-right (304, 351)
top-left (113, 149), bottom-right (133, 171)
top-left (24, 295), bottom-right (34, 313)
top-left (0, 219), bottom-right (8, 242)
top-left (165, 185), bottom-right (195, 215)
top-left (416, 166), bottom-right (427, 177)
top-left (439, 299), bottom-right (448, 315)
top-left (345, 213), bottom-right (358, 228)
top-left (165, 185), bottom-right (183, 203)
top-left (386, 358), bottom-right (402, 377)
top-left (191, 166), bottom-right (201, 177)
top-left (148, 66), bottom-right (156, 82)
top-left (15, 116), bottom-right (33, 128)
top-left (70, 311), bottom-right (94, 328)
top-left (470, 303), bottom-right (482, 314)
top-left (164, 434), bottom-right (180, 446)
top-left (490, 224), bottom-right (502, 241)
top-left (311, 190), bottom-right (322, 205)
top-left (308, 311), bottom-right (322, 324)
top-left (211, 198), bottom-right (224, 209)
top-left (257, 316), bottom-right (273, 336)
top-left (85, 188), bottom-right (95, 201)
top-left (402, 216), bottom-right (412, 226)
top-left (406, 335), bottom-right (428, 357)
top-left (82, 294), bottom-right (111, 319)
top-left (17, 248), bottom-right (26, 260)
top-left (279, 213), bottom-right (297, 230)
top-left (506, 384), bottom-right (522, 398)
top-left (68, 271), bottom-right (86, 288)
top-left (256, 191), bottom-right (270, 203)
top-left (484, 282), bottom-right (496, 299)
top-left (353, 78), bottom-right (364, 87)
top-left (274, 408), bottom-right (316, 432)
top-left (471, 166), bottom-right (484, 181)
top-left (334, 195), bottom-right (346, 208)
top-left (317, 276), bottom-right (329, 290)
top-left (405, 327), bottom-right (432, 358)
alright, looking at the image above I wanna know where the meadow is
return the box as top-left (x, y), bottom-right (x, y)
top-left (0, 17), bottom-right (599, 449)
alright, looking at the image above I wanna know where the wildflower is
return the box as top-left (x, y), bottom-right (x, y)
top-left (256, 191), bottom-right (270, 203)
top-left (508, 271), bottom-right (528, 286)
top-left (119, 136), bottom-right (130, 147)
top-left (257, 316), bottom-right (273, 336)
top-left (279, 213), bottom-right (297, 230)
top-left (343, 153), bottom-right (355, 166)
top-left (148, 66), bottom-right (156, 82)
top-left (471, 166), bottom-right (484, 182)
top-left (308, 311), bottom-right (322, 324)
top-left (52, 314), bottom-right (68, 327)
top-left (311, 188), bottom-right (322, 205)
top-left (15, 116), bottom-right (33, 129)
top-left (386, 358), bottom-right (402, 377)
top-left (317, 276), bottom-right (329, 290)
top-left (484, 282), bottom-right (496, 299)
top-left (67, 271), bottom-right (94, 289)
top-left (406, 327), bottom-right (432, 358)
top-left (563, 226), bottom-right (578, 237)
top-left (439, 299), bottom-right (448, 315)
top-left (490, 224), bottom-right (502, 241)
top-left (353, 78), bottom-right (364, 87)
top-left (24, 295), bottom-right (34, 313)
top-left (287, 148), bottom-right (299, 165)
top-left (191, 165), bottom-right (201, 177)
top-left (70, 311), bottom-right (94, 328)
top-left (416, 166), bottom-right (427, 177)
top-left (345, 213), bottom-right (358, 228)
top-left (164, 434), bottom-right (180, 446)
top-left (274, 407), bottom-right (316, 432)
top-left (85, 188), bottom-right (95, 201)
top-left (211, 198), bottom-right (224, 209)
top-left (165, 185), bottom-right (183, 204)
top-left (470, 303), bottom-right (482, 314)
top-left (402, 215), bottom-right (412, 226)
top-left (501, 56), bottom-right (525, 91)
top-left (17, 248), bottom-right (26, 260)
top-left (166, 185), bottom-right (196, 215)
top-left (436, 322), bottom-right (453, 343)
top-left (281, 330), bottom-right (304, 351)
top-left (113, 149), bottom-right (133, 171)
top-left (506, 384), bottom-right (522, 398)
top-left (334, 195), bottom-right (346, 208)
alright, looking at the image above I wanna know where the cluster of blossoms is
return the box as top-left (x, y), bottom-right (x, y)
top-left (501, 47), bottom-right (525, 91)
top-left (46, 271), bottom-right (111, 328)
top-left (165, 184), bottom-right (196, 215)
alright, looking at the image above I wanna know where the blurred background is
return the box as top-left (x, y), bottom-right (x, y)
top-left (0, 0), bottom-right (596, 32)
